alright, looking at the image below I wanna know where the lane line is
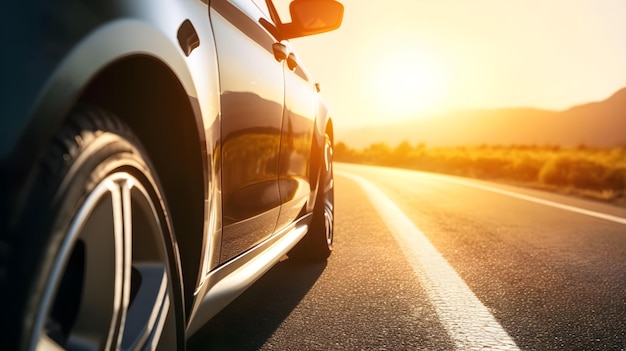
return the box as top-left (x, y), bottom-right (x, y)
top-left (434, 175), bottom-right (626, 226)
top-left (337, 171), bottom-right (520, 351)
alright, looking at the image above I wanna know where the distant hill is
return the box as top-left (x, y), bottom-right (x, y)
top-left (339, 88), bottom-right (626, 148)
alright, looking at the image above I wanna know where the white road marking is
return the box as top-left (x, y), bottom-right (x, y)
top-left (434, 175), bottom-right (626, 225)
top-left (338, 171), bottom-right (521, 351)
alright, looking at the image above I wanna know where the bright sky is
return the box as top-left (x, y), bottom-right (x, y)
top-left (287, 0), bottom-right (626, 130)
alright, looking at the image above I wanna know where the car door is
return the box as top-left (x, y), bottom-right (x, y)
top-left (210, 0), bottom-right (285, 263)
top-left (275, 45), bottom-right (317, 231)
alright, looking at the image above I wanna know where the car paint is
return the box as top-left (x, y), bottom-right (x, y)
top-left (0, 0), bottom-right (334, 341)
top-left (212, 0), bottom-right (286, 261)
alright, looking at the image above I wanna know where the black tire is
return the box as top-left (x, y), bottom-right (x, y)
top-left (5, 106), bottom-right (184, 350)
top-left (288, 133), bottom-right (334, 261)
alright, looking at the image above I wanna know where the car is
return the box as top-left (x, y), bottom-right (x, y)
top-left (0, 0), bottom-right (343, 349)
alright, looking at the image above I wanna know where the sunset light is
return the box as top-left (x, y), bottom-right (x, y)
top-left (370, 48), bottom-right (448, 120)
top-left (291, 0), bottom-right (626, 132)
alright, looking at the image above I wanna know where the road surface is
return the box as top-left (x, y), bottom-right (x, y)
top-left (189, 163), bottom-right (626, 350)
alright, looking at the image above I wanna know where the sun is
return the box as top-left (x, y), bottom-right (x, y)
top-left (370, 49), bottom-right (448, 120)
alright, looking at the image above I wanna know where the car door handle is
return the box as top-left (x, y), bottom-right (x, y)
top-left (287, 53), bottom-right (298, 71)
top-left (272, 43), bottom-right (288, 62)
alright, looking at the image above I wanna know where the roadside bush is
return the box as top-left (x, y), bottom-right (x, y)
top-left (334, 142), bottom-right (355, 162)
top-left (506, 154), bottom-right (544, 182)
top-left (539, 155), bottom-right (570, 187)
top-left (539, 155), bottom-right (605, 190)
top-left (336, 140), bottom-right (626, 200)
top-left (473, 155), bottom-right (510, 178)
top-left (567, 159), bottom-right (606, 190)
top-left (604, 166), bottom-right (626, 191)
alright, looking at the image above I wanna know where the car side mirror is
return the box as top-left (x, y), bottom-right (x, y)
top-left (278, 0), bottom-right (343, 39)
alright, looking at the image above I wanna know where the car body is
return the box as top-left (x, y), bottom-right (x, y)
top-left (0, 0), bottom-right (342, 349)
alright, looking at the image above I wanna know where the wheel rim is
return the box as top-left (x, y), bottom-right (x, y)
top-left (32, 172), bottom-right (175, 350)
top-left (323, 137), bottom-right (334, 246)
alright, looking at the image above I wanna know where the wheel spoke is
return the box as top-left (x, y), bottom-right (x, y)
top-left (116, 178), bottom-right (135, 349)
top-left (121, 265), bottom-right (170, 351)
top-left (65, 179), bottom-right (127, 350)
top-left (323, 136), bottom-right (335, 246)
top-left (36, 334), bottom-right (65, 351)
top-left (120, 179), bottom-right (172, 350)
top-left (323, 178), bottom-right (334, 194)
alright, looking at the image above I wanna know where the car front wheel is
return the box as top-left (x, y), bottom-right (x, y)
top-left (6, 106), bottom-right (184, 350)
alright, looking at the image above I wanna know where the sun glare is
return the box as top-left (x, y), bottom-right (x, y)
top-left (370, 49), bottom-right (448, 121)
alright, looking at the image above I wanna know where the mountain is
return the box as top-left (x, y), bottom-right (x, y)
top-left (339, 88), bottom-right (626, 148)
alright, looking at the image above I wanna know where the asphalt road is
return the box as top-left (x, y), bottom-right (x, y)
top-left (188, 163), bottom-right (626, 351)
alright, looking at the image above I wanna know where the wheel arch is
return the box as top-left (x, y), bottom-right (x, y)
top-left (79, 55), bottom-right (206, 318)
top-left (2, 13), bottom-right (215, 343)
top-left (307, 100), bottom-right (334, 213)
top-left (325, 118), bottom-right (335, 144)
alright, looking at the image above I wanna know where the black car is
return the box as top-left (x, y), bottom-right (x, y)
top-left (0, 0), bottom-right (342, 349)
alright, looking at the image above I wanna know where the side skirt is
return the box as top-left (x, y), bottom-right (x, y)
top-left (185, 214), bottom-right (311, 336)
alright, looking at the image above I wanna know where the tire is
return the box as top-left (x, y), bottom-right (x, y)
top-left (288, 133), bottom-right (334, 261)
top-left (5, 106), bottom-right (184, 350)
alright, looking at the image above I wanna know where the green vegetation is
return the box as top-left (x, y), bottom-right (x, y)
top-left (335, 141), bottom-right (626, 203)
